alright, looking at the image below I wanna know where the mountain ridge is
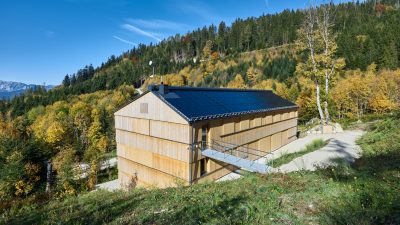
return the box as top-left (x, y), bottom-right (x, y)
top-left (0, 80), bottom-right (54, 99)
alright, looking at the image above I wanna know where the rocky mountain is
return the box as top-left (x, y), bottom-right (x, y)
top-left (0, 80), bottom-right (53, 100)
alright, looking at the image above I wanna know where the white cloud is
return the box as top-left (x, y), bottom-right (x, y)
top-left (127, 19), bottom-right (190, 30)
top-left (113, 35), bottom-right (136, 46)
top-left (121, 24), bottom-right (162, 42)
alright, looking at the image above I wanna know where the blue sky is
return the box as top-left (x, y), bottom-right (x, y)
top-left (0, 0), bottom-right (353, 85)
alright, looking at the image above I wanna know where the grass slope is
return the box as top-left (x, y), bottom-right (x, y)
top-left (271, 139), bottom-right (328, 167)
top-left (1, 116), bottom-right (400, 225)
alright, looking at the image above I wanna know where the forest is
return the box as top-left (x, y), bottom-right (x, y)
top-left (0, 0), bottom-right (400, 204)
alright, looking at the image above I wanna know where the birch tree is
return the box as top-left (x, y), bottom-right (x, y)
top-left (296, 5), bottom-right (325, 124)
top-left (316, 2), bottom-right (345, 123)
top-left (296, 2), bottom-right (345, 124)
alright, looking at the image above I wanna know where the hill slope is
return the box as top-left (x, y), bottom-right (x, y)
top-left (2, 116), bottom-right (400, 224)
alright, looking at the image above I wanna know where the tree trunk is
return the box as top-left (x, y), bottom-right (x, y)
top-left (324, 101), bottom-right (329, 123)
top-left (45, 160), bottom-right (52, 193)
top-left (316, 81), bottom-right (325, 125)
top-left (324, 73), bottom-right (330, 124)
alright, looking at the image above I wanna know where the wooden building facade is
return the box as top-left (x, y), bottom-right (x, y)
top-left (115, 85), bottom-right (298, 188)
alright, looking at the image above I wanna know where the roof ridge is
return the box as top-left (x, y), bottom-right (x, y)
top-left (164, 85), bottom-right (273, 92)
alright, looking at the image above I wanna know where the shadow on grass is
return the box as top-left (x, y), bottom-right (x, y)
top-left (317, 116), bottom-right (400, 224)
top-left (5, 185), bottom-right (250, 225)
top-left (318, 151), bottom-right (400, 225)
top-left (6, 190), bottom-right (148, 225)
top-left (140, 194), bottom-right (248, 224)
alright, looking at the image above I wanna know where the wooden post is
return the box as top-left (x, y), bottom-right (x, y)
top-left (189, 124), bottom-right (195, 185)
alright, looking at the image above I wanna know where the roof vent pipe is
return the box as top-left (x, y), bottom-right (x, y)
top-left (158, 84), bottom-right (168, 95)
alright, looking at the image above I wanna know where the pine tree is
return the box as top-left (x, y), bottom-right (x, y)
top-left (217, 21), bottom-right (227, 53)
top-left (62, 75), bottom-right (70, 87)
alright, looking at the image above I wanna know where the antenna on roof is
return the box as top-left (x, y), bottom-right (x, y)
top-left (149, 60), bottom-right (162, 83)
top-left (149, 60), bottom-right (154, 78)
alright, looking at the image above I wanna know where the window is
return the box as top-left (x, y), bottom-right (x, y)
top-left (140, 103), bottom-right (148, 114)
top-left (200, 158), bottom-right (208, 176)
top-left (201, 125), bottom-right (207, 148)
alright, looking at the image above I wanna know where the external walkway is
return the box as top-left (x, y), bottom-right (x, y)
top-left (201, 139), bottom-right (273, 174)
top-left (202, 149), bottom-right (271, 173)
top-left (218, 130), bottom-right (364, 181)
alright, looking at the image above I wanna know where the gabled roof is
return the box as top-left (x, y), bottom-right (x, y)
top-left (147, 85), bottom-right (297, 123)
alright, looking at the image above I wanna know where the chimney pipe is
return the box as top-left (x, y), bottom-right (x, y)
top-left (158, 84), bottom-right (168, 95)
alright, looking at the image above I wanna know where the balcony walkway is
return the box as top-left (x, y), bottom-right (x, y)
top-left (202, 148), bottom-right (271, 173)
top-left (200, 140), bottom-right (273, 174)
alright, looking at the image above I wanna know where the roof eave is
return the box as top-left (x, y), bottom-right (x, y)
top-left (188, 105), bottom-right (298, 123)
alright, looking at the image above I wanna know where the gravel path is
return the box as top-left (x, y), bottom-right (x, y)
top-left (95, 179), bottom-right (120, 191)
top-left (218, 130), bottom-right (364, 181)
top-left (275, 130), bottom-right (364, 173)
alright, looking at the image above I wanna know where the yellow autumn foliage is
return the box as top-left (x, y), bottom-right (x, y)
top-left (253, 80), bottom-right (274, 90)
top-left (246, 66), bottom-right (263, 84)
top-left (227, 74), bottom-right (247, 88)
top-left (331, 66), bottom-right (400, 118)
top-left (46, 122), bottom-right (67, 145)
top-left (178, 66), bottom-right (191, 80)
top-left (15, 180), bottom-right (32, 196)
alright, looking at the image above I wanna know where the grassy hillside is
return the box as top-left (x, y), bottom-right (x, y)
top-left (2, 114), bottom-right (399, 225)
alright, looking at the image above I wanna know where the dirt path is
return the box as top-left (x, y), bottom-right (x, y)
top-left (95, 179), bottom-right (120, 191)
top-left (275, 130), bottom-right (364, 173)
top-left (218, 130), bottom-right (364, 181)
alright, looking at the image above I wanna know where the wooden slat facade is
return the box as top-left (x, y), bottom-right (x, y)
top-left (116, 129), bottom-right (190, 162)
top-left (115, 92), bottom-right (188, 125)
top-left (116, 92), bottom-right (298, 188)
top-left (190, 109), bottom-right (298, 183)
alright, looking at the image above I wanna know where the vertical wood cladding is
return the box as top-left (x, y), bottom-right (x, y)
top-left (116, 91), bottom-right (298, 188)
top-left (190, 109), bottom-right (298, 182)
top-left (115, 92), bottom-right (188, 125)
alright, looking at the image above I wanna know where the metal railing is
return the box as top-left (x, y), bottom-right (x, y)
top-left (196, 139), bottom-right (275, 168)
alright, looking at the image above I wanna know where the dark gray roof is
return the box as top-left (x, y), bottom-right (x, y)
top-left (148, 85), bottom-right (297, 123)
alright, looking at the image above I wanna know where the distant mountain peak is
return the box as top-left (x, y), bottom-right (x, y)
top-left (0, 80), bottom-right (54, 100)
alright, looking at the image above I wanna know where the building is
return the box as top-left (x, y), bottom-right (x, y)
top-left (115, 84), bottom-right (298, 188)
